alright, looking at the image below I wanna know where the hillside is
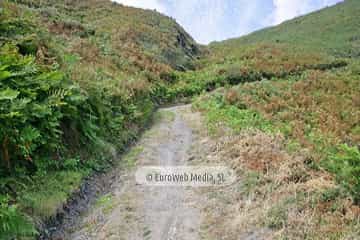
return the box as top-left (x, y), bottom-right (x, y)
top-left (2, 0), bottom-right (200, 70)
top-left (181, 0), bottom-right (359, 238)
top-left (163, 0), bottom-right (360, 100)
top-left (212, 0), bottom-right (360, 58)
top-left (0, 0), bottom-right (359, 239)
top-left (0, 0), bottom-right (200, 239)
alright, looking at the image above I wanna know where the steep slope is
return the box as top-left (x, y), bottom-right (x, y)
top-left (183, 0), bottom-right (360, 239)
top-left (3, 0), bottom-right (200, 71)
top-left (0, 1), bottom-right (201, 239)
top-left (1, 0), bottom-right (359, 239)
top-left (212, 0), bottom-right (360, 58)
top-left (164, 1), bottom-right (360, 101)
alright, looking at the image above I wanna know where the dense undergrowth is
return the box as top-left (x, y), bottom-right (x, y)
top-left (0, 0), bottom-right (200, 238)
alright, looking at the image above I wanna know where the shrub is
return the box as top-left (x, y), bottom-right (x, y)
top-left (0, 195), bottom-right (37, 239)
top-left (0, 44), bottom-right (87, 170)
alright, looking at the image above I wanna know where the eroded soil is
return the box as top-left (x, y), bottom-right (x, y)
top-left (66, 105), bottom-right (204, 240)
top-left (50, 105), bottom-right (281, 240)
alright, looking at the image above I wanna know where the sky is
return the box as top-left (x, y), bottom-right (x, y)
top-left (113, 0), bottom-right (343, 44)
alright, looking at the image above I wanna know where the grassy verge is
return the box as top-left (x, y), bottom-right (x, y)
top-left (192, 69), bottom-right (360, 238)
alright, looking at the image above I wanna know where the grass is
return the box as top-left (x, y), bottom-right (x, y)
top-left (194, 98), bottom-right (360, 238)
top-left (121, 146), bottom-right (144, 168)
top-left (95, 194), bottom-right (116, 215)
top-left (238, 171), bottom-right (262, 197)
top-left (161, 43), bottom-right (347, 102)
top-left (212, 0), bottom-right (360, 58)
top-left (189, 0), bottom-right (360, 209)
top-left (18, 170), bottom-right (84, 219)
top-left (266, 202), bottom-right (288, 230)
top-left (219, 67), bottom-right (360, 200)
top-left (192, 72), bottom-right (360, 238)
top-left (153, 110), bottom-right (176, 122)
top-left (193, 92), bottom-right (274, 135)
top-left (192, 34), bottom-right (359, 238)
top-left (0, 0), bottom-right (359, 239)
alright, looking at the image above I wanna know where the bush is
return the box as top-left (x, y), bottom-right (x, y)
top-left (0, 195), bottom-right (37, 239)
top-left (0, 44), bottom-right (87, 170)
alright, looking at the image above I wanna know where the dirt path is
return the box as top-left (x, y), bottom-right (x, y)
top-left (67, 105), bottom-right (202, 240)
top-left (48, 100), bottom-right (358, 240)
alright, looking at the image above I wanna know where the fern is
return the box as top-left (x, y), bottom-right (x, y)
top-left (0, 195), bottom-right (37, 239)
top-left (0, 44), bottom-right (89, 168)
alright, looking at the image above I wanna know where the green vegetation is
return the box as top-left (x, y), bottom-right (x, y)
top-left (0, 44), bottom-right (77, 169)
top-left (0, 0), bottom-right (200, 238)
top-left (187, 0), bottom-right (359, 238)
top-left (153, 110), bottom-right (176, 122)
top-left (266, 202), bottom-right (288, 230)
top-left (191, 67), bottom-right (359, 239)
top-left (326, 144), bottom-right (360, 202)
top-left (1, 0), bottom-right (359, 238)
top-left (188, 0), bottom-right (360, 204)
top-left (121, 146), bottom-right (143, 168)
top-left (19, 170), bottom-right (84, 218)
top-left (166, 0), bottom-right (360, 103)
top-left (194, 65), bottom-right (360, 200)
top-left (211, 0), bottom-right (360, 58)
top-left (193, 92), bottom-right (273, 134)
top-left (0, 195), bottom-right (37, 239)
top-left (95, 193), bottom-right (116, 215)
